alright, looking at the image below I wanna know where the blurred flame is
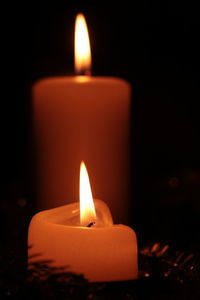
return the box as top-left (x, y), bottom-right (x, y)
top-left (75, 13), bottom-right (91, 75)
top-left (79, 161), bottom-right (96, 226)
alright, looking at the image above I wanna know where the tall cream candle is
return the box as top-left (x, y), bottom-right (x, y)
top-left (32, 14), bottom-right (131, 224)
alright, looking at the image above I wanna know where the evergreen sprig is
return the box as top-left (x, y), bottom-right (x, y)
top-left (1, 241), bottom-right (199, 299)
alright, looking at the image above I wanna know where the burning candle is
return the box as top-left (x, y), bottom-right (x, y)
top-left (32, 14), bottom-right (131, 224)
top-left (28, 162), bottom-right (138, 282)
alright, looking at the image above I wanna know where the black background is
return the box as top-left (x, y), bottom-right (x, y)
top-left (1, 1), bottom-right (200, 251)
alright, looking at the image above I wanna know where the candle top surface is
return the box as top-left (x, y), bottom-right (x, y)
top-left (34, 76), bottom-right (130, 88)
top-left (34, 199), bottom-right (116, 229)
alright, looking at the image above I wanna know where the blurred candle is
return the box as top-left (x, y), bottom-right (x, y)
top-left (28, 162), bottom-right (138, 282)
top-left (32, 14), bottom-right (131, 223)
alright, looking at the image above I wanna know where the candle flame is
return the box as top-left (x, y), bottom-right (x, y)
top-left (79, 161), bottom-right (96, 226)
top-left (75, 13), bottom-right (92, 75)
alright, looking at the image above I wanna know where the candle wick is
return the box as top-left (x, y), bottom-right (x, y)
top-left (87, 222), bottom-right (95, 227)
top-left (76, 68), bottom-right (91, 76)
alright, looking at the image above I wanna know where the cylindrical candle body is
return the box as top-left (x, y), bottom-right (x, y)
top-left (33, 77), bottom-right (131, 223)
top-left (28, 200), bottom-right (138, 282)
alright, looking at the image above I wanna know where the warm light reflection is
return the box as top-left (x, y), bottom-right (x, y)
top-left (75, 13), bottom-right (91, 75)
top-left (79, 161), bottom-right (96, 226)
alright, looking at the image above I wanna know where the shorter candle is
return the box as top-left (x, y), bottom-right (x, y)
top-left (28, 162), bottom-right (138, 282)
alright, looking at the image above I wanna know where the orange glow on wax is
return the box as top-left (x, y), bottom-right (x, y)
top-left (75, 13), bottom-right (92, 75)
top-left (79, 161), bottom-right (96, 226)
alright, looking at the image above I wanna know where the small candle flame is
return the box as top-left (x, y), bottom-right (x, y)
top-left (75, 13), bottom-right (92, 75)
top-left (79, 161), bottom-right (96, 226)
